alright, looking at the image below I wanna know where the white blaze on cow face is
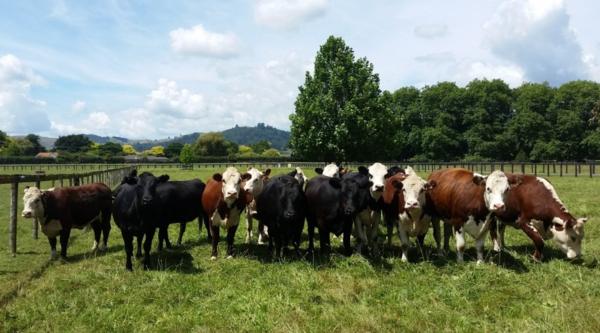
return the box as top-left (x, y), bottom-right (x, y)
top-left (550, 217), bottom-right (586, 259)
top-left (294, 167), bottom-right (308, 187)
top-left (222, 167), bottom-right (243, 203)
top-left (480, 170), bottom-right (509, 213)
top-left (243, 168), bottom-right (264, 196)
top-left (22, 187), bottom-right (45, 219)
top-left (367, 162), bottom-right (387, 200)
top-left (322, 163), bottom-right (340, 177)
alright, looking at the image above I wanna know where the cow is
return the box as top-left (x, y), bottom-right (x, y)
top-left (305, 166), bottom-right (371, 255)
top-left (256, 174), bottom-right (306, 258)
top-left (426, 168), bottom-right (514, 264)
top-left (243, 167), bottom-right (271, 244)
top-left (135, 172), bottom-right (207, 250)
top-left (21, 183), bottom-right (112, 259)
top-left (289, 167), bottom-right (308, 189)
top-left (489, 174), bottom-right (587, 261)
top-left (112, 176), bottom-right (146, 270)
top-left (202, 167), bottom-right (251, 260)
top-left (352, 162), bottom-right (388, 255)
top-left (382, 167), bottom-right (435, 262)
top-left (314, 163), bottom-right (350, 178)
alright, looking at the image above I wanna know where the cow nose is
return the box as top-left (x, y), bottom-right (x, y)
top-left (493, 203), bottom-right (504, 211)
top-left (406, 202), bottom-right (418, 209)
top-left (142, 197), bottom-right (152, 205)
top-left (22, 211), bottom-right (32, 218)
top-left (344, 207), bottom-right (354, 215)
top-left (284, 211), bottom-right (295, 219)
top-left (374, 185), bottom-right (383, 192)
top-left (226, 191), bottom-right (238, 198)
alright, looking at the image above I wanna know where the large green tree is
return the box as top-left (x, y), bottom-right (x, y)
top-left (54, 134), bottom-right (93, 153)
top-left (290, 36), bottom-right (391, 161)
top-left (193, 132), bottom-right (237, 156)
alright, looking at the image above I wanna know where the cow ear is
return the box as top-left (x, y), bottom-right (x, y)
top-left (212, 173), bottom-right (223, 182)
top-left (288, 170), bottom-right (298, 177)
top-left (578, 217), bottom-right (588, 224)
top-left (129, 169), bottom-right (138, 177)
top-left (263, 168), bottom-right (271, 176)
top-left (158, 175), bottom-right (170, 182)
top-left (241, 173), bottom-right (252, 181)
top-left (424, 180), bottom-right (436, 191)
top-left (329, 178), bottom-right (342, 189)
top-left (391, 179), bottom-right (403, 190)
top-left (358, 166), bottom-right (368, 176)
top-left (315, 168), bottom-right (323, 175)
top-left (472, 173), bottom-right (487, 185)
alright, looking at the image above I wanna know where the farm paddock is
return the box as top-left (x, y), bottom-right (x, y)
top-left (1, 166), bottom-right (599, 332)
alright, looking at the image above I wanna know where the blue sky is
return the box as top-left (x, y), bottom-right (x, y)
top-left (1, 0), bottom-right (599, 139)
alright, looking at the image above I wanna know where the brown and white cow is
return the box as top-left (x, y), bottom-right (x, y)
top-left (353, 162), bottom-right (388, 254)
top-left (426, 168), bottom-right (514, 264)
top-left (202, 167), bottom-right (251, 260)
top-left (490, 174), bottom-right (587, 261)
top-left (22, 183), bottom-right (112, 259)
top-left (382, 167), bottom-right (435, 262)
top-left (243, 167), bottom-right (271, 244)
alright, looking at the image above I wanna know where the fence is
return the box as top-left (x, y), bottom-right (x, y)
top-left (1, 166), bottom-right (136, 257)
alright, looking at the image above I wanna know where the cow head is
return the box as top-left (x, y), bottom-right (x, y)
top-left (138, 172), bottom-right (169, 206)
top-left (337, 168), bottom-right (371, 216)
top-left (289, 167), bottom-right (308, 188)
top-left (402, 173), bottom-right (435, 211)
top-left (280, 179), bottom-right (304, 221)
top-left (22, 186), bottom-right (49, 219)
top-left (242, 167), bottom-right (271, 196)
top-left (322, 163), bottom-right (340, 178)
top-left (473, 170), bottom-right (509, 213)
top-left (367, 162), bottom-right (388, 200)
top-left (221, 167), bottom-right (249, 203)
top-left (550, 217), bottom-right (587, 259)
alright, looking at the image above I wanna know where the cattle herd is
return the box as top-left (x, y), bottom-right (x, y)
top-left (20, 163), bottom-right (587, 271)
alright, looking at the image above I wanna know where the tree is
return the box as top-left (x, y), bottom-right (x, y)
top-left (0, 130), bottom-right (8, 148)
top-left (193, 132), bottom-right (237, 156)
top-left (122, 144), bottom-right (137, 155)
top-left (290, 36), bottom-right (392, 161)
top-left (261, 148), bottom-right (280, 157)
top-left (98, 142), bottom-right (123, 157)
top-left (179, 144), bottom-right (195, 163)
top-left (238, 145), bottom-right (256, 157)
top-left (165, 142), bottom-right (184, 158)
top-left (250, 140), bottom-right (271, 154)
top-left (54, 134), bottom-right (92, 153)
top-left (24, 134), bottom-right (44, 155)
top-left (0, 138), bottom-right (33, 156)
top-left (147, 146), bottom-right (165, 156)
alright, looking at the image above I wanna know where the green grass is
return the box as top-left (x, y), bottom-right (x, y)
top-left (0, 166), bottom-right (599, 332)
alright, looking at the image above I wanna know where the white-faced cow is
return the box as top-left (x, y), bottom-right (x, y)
top-left (490, 174), bottom-right (587, 261)
top-left (426, 168), bottom-right (515, 264)
top-left (352, 162), bottom-right (388, 255)
top-left (290, 167), bottom-right (308, 189)
top-left (243, 167), bottom-right (271, 244)
top-left (382, 167), bottom-right (435, 262)
top-left (22, 183), bottom-right (112, 259)
top-left (202, 167), bottom-right (251, 259)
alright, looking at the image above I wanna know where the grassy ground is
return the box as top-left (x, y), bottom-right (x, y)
top-left (0, 166), bottom-right (599, 332)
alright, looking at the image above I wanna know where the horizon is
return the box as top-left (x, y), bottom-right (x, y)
top-left (1, 0), bottom-right (599, 139)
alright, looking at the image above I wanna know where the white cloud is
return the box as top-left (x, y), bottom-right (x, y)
top-left (455, 61), bottom-right (524, 87)
top-left (51, 111), bottom-right (111, 135)
top-left (484, 0), bottom-right (588, 85)
top-left (414, 24), bottom-right (448, 39)
top-left (254, 0), bottom-right (328, 29)
top-left (72, 100), bottom-right (86, 112)
top-left (0, 54), bottom-right (50, 134)
top-left (169, 24), bottom-right (240, 58)
top-left (146, 79), bottom-right (207, 118)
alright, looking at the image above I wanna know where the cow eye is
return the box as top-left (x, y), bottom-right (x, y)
top-left (486, 187), bottom-right (491, 193)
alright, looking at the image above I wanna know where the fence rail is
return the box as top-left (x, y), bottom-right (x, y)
top-left (2, 166), bottom-right (135, 257)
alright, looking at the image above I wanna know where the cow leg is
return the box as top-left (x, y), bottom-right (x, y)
top-left (48, 237), bottom-right (58, 259)
top-left (343, 220), bottom-right (352, 256)
top-left (319, 228), bottom-right (330, 255)
top-left (353, 218), bottom-right (367, 254)
top-left (143, 228), bottom-right (155, 269)
top-left (454, 226), bottom-right (465, 263)
top-left (370, 216), bottom-right (380, 256)
top-left (268, 232), bottom-right (274, 256)
top-left (490, 217), bottom-right (500, 252)
top-left (100, 207), bottom-right (111, 250)
top-left (122, 230), bottom-right (134, 271)
top-left (517, 218), bottom-right (544, 261)
top-left (416, 233), bottom-right (426, 260)
top-left (226, 225), bottom-right (238, 259)
top-left (177, 223), bottom-right (186, 246)
top-left (274, 233), bottom-right (282, 259)
top-left (163, 226), bottom-right (172, 249)
top-left (92, 223), bottom-right (102, 251)
top-left (59, 228), bottom-right (71, 259)
top-left (210, 225), bottom-right (220, 260)
top-left (443, 223), bottom-right (453, 254)
top-left (258, 221), bottom-right (269, 245)
top-left (475, 237), bottom-right (485, 265)
top-left (136, 235), bottom-right (143, 258)
top-left (397, 225), bottom-right (410, 262)
top-left (432, 218), bottom-right (443, 256)
top-left (202, 215), bottom-right (212, 242)
top-left (307, 218), bottom-right (315, 254)
top-left (245, 211), bottom-right (253, 244)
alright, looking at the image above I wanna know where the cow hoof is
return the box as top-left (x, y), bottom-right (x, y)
top-left (226, 255), bottom-right (233, 260)
top-left (99, 243), bottom-right (107, 251)
top-left (210, 256), bottom-right (217, 261)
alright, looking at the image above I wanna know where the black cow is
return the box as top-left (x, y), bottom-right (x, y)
top-left (137, 172), bottom-right (207, 250)
top-left (305, 166), bottom-right (371, 255)
top-left (112, 176), bottom-right (147, 270)
top-left (256, 174), bottom-right (306, 257)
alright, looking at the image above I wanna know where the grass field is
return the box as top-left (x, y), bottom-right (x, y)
top-left (0, 166), bottom-right (599, 332)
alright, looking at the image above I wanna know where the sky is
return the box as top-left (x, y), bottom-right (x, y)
top-left (1, 0), bottom-right (599, 139)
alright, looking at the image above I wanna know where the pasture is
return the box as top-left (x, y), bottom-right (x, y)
top-left (0, 166), bottom-right (599, 332)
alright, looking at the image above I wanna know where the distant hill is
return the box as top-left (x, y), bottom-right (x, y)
top-left (28, 123), bottom-right (290, 151)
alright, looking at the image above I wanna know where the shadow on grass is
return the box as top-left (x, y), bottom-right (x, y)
top-left (64, 244), bottom-right (125, 263)
top-left (147, 250), bottom-right (203, 274)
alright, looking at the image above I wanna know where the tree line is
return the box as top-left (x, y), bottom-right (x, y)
top-left (290, 36), bottom-right (600, 162)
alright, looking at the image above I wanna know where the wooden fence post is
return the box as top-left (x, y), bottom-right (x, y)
top-left (9, 180), bottom-right (18, 256)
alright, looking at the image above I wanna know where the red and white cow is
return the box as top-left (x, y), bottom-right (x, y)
top-left (353, 162), bottom-right (387, 254)
top-left (202, 167), bottom-right (251, 260)
top-left (243, 167), bottom-right (271, 244)
top-left (427, 168), bottom-right (515, 264)
top-left (490, 174), bottom-right (587, 261)
top-left (383, 167), bottom-right (435, 262)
